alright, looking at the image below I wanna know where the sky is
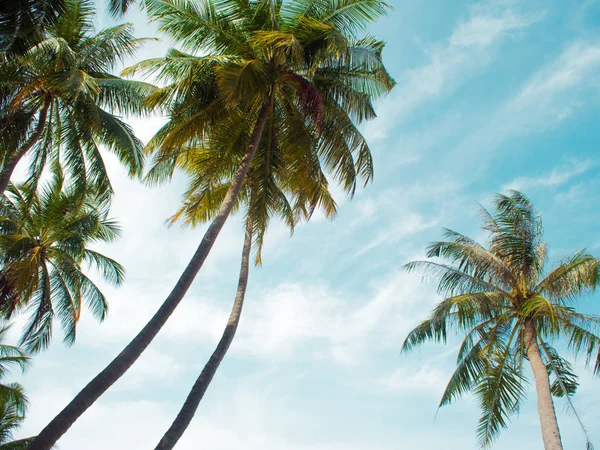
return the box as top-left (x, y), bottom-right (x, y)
top-left (9, 0), bottom-right (600, 448)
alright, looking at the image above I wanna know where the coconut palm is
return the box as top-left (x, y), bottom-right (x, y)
top-left (27, 1), bottom-right (394, 448)
top-left (0, 177), bottom-right (125, 353)
top-left (152, 120), bottom-right (341, 448)
top-left (0, 325), bottom-right (31, 450)
top-left (401, 191), bottom-right (600, 450)
top-left (0, 0), bottom-right (155, 197)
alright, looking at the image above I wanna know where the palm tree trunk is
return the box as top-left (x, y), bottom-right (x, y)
top-left (154, 214), bottom-right (253, 450)
top-left (0, 104), bottom-right (49, 195)
top-left (524, 322), bottom-right (563, 450)
top-left (27, 101), bottom-right (271, 450)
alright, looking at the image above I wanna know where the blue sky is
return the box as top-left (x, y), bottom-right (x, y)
top-left (11, 0), bottom-right (600, 448)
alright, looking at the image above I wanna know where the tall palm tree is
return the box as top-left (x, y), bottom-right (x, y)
top-left (27, 1), bottom-right (394, 448)
top-left (0, 325), bottom-right (31, 450)
top-left (0, 0), bottom-right (155, 197)
top-left (401, 191), bottom-right (600, 450)
top-left (0, 177), bottom-right (125, 353)
top-left (151, 114), bottom-right (343, 448)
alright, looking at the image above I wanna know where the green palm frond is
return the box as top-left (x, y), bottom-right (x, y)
top-left (0, 327), bottom-right (30, 448)
top-left (535, 249), bottom-right (599, 302)
top-left (475, 341), bottom-right (528, 448)
top-left (440, 318), bottom-right (513, 408)
top-left (0, 436), bottom-right (37, 450)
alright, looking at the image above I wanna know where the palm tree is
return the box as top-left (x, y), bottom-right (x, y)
top-left (0, 0), bottom-right (156, 197)
top-left (151, 112), bottom-right (344, 448)
top-left (0, 177), bottom-right (125, 353)
top-left (401, 191), bottom-right (600, 450)
top-left (27, 1), bottom-right (394, 448)
top-left (0, 325), bottom-right (31, 450)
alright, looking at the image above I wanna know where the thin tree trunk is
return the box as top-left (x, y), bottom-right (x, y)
top-left (0, 104), bottom-right (49, 194)
top-left (27, 101), bottom-right (271, 450)
top-left (155, 214), bottom-right (254, 450)
top-left (524, 322), bottom-right (563, 450)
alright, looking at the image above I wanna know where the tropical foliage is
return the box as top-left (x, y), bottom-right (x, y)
top-left (129, 0), bottom-right (395, 258)
top-left (124, 0), bottom-right (394, 446)
top-left (0, 0), bottom-right (155, 197)
top-left (0, 177), bottom-right (124, 353)
top-left (0, 326), bottom-right (30, 450)
top-left (0, 0), bottom-right (66, 55)
top-left (27, 1), bottom-right (394, 449)
top-left (402, 191), bottom-right (600, 449)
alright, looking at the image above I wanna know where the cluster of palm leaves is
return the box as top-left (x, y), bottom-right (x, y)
top-left (0, 326), bottom-right (30, 450)
top-left (0, 0), bottom-right (155, 196)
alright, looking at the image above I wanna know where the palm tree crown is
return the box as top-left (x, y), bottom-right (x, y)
top-left (0, 0), bottom-right (156, 197)
top-left (0, 177), bottom-right (125, 353)
top-left (126, 0), bottom-right (395, 209)
top-left (402, 191), bottom-right (600, 448)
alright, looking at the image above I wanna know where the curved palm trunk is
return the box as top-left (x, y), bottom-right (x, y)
top-left (524, 322), bottom-right (563, 450)
top-left (155, 215), bottom-right (253, 450)
top-left (0, 104), bottom-right (49, 195)
top-left (27, 101), bottom-right (271, 450)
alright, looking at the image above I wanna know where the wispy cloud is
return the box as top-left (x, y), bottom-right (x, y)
top-left (355, 213), bottom-right (438, 256)
top-left (503, 159), bottom-right (597, 191)
top-left (74, 269), bottom-right (439, 367)
top-left (352, 181), bottom-right (465, 256)
top-left (506, 41), bottom-right (600, 125)
top-left (236, 271), bottom-right (439, 365)
top-left (378, 366), bottom-right (449, 397)
top-left (460, 41), bottom-right (600, 156)
top-left (362, 2), bottom-right (545, 143)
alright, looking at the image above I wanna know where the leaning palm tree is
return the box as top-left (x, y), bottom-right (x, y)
top-left (0, 177), bottom-right (125, 353)
top-left (0, 0), bottom-right (155, 197)
top-left (152, 122), bottom-right (341, 448)
top-left (0, 325), bottom-right (31, 450)
top-left (27, 0), bottom-right (394, 448)
top-left (401, 191), bottom-right (600, 450)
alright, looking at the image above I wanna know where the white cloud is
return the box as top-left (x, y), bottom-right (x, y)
top-left (505, 41), bottom-right (600, 127)
top-left (460, 41), bottom-right (600, 154)
top-left (71, 266), bottom-right (440, 367)
top-left (18, 380), bottom-right (395, 450)
top-left (513, 43), bottom-right (600, 107)
top-left (351, 181), bottom-right (465, 257)
top-left (503, 159), bottom-right (597, 191)
top-left (233, 270), bottom-right (440, 365)
top-left (355, 213), bottom-right (438, 256)
top-left (379, 366), bottom-right (449, 396)
top-left (362, 2), bottom-right (544, 143)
